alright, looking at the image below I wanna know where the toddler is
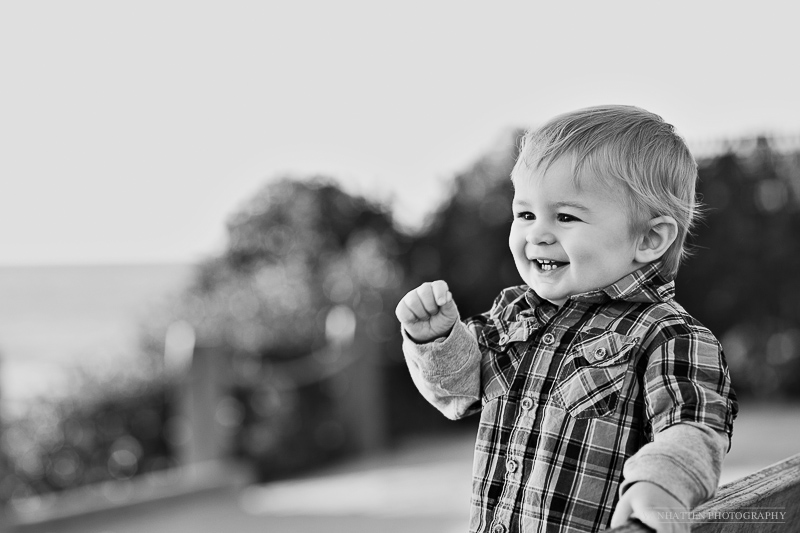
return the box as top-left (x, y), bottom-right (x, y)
top-left (396, 105), bottom-right (737, 533)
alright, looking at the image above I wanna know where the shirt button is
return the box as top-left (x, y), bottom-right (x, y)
top-left (542, 333), bottom-right (555, 345)
top-left (499, 333), bottom-right (509, 344)
top-left (521, 397), bottom-right (534, 411)
top-left (492, 525), bottom-right (506, 533)
top-left (593, 347), bottom-right (607, 361)
top-left (506, 458), bottom-right (518, 473)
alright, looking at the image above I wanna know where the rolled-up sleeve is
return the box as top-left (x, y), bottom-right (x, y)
top-left (643, 331), bottom-right (738, 444)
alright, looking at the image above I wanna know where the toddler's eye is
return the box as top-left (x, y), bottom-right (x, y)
top-left (557, 213), bottom-right (580, 223)
top-left (515, 211), bottom-right (535, 221)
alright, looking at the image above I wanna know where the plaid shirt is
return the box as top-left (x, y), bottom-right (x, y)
top-left (403, 263), bottom-right (737, 533)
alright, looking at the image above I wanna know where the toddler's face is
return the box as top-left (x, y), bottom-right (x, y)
top-left (509, 157), bottom-right (644, 306)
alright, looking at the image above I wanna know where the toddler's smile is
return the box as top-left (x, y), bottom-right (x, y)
top-left (533, 258), bottom-right (568, 272)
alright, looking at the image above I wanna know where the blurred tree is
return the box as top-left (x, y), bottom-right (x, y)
top-left (678, 138), bottom-right (800, 399)
top-left (143, 177), bottom-right (412, 479)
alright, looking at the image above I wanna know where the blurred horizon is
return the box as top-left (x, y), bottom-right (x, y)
top-left (0, 263), bottom-right (192, 403)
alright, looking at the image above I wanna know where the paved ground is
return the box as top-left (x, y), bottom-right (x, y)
top-left (7, 400), bottom-right (799, 533)
top-left (8, 434), bottom-right (475, 533)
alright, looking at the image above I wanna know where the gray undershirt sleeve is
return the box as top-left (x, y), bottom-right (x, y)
top-left (620, 421), bottom-right (728, 508)
top-left (401, 321), bottom-right (482, 420)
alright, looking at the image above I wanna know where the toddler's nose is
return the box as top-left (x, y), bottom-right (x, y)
top-left (526, 227), bottom-right (556, 245)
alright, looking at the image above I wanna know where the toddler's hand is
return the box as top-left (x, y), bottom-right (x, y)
top-left (395, 281), bottom-right (459, 343)
top-left (610, 481), bottom-right (689, 533)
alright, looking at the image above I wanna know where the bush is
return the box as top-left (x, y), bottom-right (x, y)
top-left (0, 375), bottom-right (174, 506)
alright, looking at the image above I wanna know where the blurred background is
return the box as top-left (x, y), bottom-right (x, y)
top-left (1, 1), bottom-right (799, 532)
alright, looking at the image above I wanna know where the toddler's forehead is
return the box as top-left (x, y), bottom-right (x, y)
top-left (512, 158), bottom-right (640, 222)
top-left (512, 155), bottom-right (622, 198)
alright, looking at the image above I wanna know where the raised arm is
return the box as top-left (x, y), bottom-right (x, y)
top-left (396, 280), bottom-right (482, 420)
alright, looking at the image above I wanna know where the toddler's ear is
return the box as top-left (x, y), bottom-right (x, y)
top-left (635, 216), bottom-right (678, 264)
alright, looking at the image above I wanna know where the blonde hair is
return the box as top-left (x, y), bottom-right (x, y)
top-left (512, 105), bottom-right (699, 279)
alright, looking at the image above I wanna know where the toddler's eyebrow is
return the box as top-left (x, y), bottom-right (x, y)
top-left (552, 201), bottom-right (590, 212)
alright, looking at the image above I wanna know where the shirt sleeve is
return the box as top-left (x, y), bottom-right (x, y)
top-left (619, 422), bottom-right (728, 508)
top-left (643, 330), bottom-right (737, 444)
top-left (402, 320), bottom-right (482, 420)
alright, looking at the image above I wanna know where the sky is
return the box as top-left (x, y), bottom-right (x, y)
top-left (1, 0), bottom-right (799, 265)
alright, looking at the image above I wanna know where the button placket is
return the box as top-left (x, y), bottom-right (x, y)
top-left (542, 333), bottom-right (555, 345)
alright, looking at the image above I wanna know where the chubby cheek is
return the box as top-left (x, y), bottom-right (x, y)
top-left (569, 248), bottom-right (610, 277)
top-left (508, 228), bottom-right (527, 260)
top-left (508, 228), bottom-right (518, 255)
top-left (566, 246), bottom-right (594, 264)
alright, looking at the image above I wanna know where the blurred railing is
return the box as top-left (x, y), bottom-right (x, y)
top-left (2, 333), bottom-right (387, 529)
top-left (609, 452), bottom-right (800, 532)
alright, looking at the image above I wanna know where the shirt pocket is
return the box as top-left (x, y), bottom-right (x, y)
top-left (553, 329), bottom-right (639, 419)
top-left (477, 319), bottom-right (534, 404)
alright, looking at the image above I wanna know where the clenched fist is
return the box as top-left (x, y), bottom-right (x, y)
top-left (395, 280), bottom-right (460, 343)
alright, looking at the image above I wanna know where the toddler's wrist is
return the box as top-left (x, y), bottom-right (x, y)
top-left (404, 326), bottom-right (452, 344)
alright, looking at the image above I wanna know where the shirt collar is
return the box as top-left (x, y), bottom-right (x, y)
top-left (572, 262), bottom-right (675, 304)
top-left (523, 262), bottom-right (675, 308)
